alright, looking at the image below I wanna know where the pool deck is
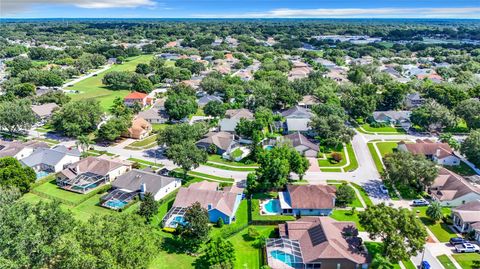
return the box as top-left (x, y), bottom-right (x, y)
top-left (260, 199), bottom-right (281, 215)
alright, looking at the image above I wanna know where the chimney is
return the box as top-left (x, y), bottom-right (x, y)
top-left (436, 148), bottom-right (441, 157)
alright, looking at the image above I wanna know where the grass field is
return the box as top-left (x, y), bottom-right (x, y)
top-left (452, 253), bottom-right (480, 269)
top-left (230, 226), bottom-right (276, 269)
top-left (33, 179), bottom-right (87, 204)
top-left (437, 255), bottom-right (457, 269)
top-left (350, 182), bottom-right (374, 207)
top-left (414, 206), bottom-right (456, 242)
top-left (69, 54), bottom-right (154, 111)
top-left (330, 210), bottom-right (364, 231)
top-left (359, 123), bottom-right (406, 134)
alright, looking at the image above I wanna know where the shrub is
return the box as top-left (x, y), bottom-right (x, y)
top-left (216, 217), bottom-right (224, 228)
top-left (248, 226), bottom-right (260, 239)
top-left (335, 183), bottom-right (355, 207)
top-left (331, 152), bottom-right (343, 163)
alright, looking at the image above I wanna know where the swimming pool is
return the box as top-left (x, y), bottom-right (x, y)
top-left (104, 199), bottom-right (128, 209)
top-left (263, 199), bottom-right (280, 214)
top-left (35, 171), bottom-right (50, 180)
top-left (270, 250), bottom-right (295, 267)
top-left (264, 145), bottom-right (274, 151)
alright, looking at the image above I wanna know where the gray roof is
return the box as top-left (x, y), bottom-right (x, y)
top-left (373, 111), bottom-right (411, 122)
top-left (219, 118), bottom-right (240, 132)
top-left (283, 132), bottom-right (319, 152)
top-left (286, 118), bottom-right (311, 132)
top-left (112, 169), bottom-right (177, 194)
top-left (196, 131), bottom-right (234, 151)
top-left (0, 140), bottom-right (49, 158)
top-left (20, 145), bottom-right (80, 167)
top-left (31, 103), bottom-right (59, 118)
top-left (281, 106), bottom-right (313, 119)
top-left (197, 95), bottom-right (223, 106)
top-left (137, 107), bottom-right (168, 121)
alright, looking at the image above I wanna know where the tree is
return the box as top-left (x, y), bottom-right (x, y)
top-left (76, 135), bottom-right (92, 152)
top-left (377, 83), bottom-right (407, 110)
top-left (439, 133), bottom-right (460, 150)
top-left (455, 98), bottom-right (480, 129)
top-left (157, 122), bottom-right (207, 147)
top-left (179, 202), bottom-right (210, 251)
top-left (254, 107), bottom-right (274, 132)
top-left (331, 152), bottom-right (343, 163)
top-left (109, 96), bottom-right (132, 117)
top-left (51, 99), bottom-right (103, 137)
top-left (166, 142), bottom-right (207, 177)
top-left (102, 71), bottom-right (134, 89)
top-left (309, 113), bottom-right (355, 147)
top-left (97, 116), bottom-right (130, 142)
top-left (370, 255), bottom-right (393, 269)
top-left (426, 201), bottom-right (443, 223)
top-left (11, 82), bottom-right (36, 97)
top-left (411, 100), bottom-right (456, 132)
top-left (382, 151), bottom-right (438, 195)
top-left (135, 63), bottom-right (154, 75)
top-left (164, 93), bottom-right (198, 121)
top-left (203, 100), bottom-right (226, 118)
top-left (341, 84), bottom-right (377, 119)
top-left (131, 76), bottom-right (154, 93)
top-left (216, 217), bottom-right (224, 228)
top-left (359, 204), bottom-right (427, 262)
top-left (138, 192), bottom-right (158, 223)
top-left (335, 183), bottom-right (355, 207)
top-left (0, 157), bottom-right (36, 193)
top-left (461, 130), bottom-right (480, 167)
top-left (201, 237), bottom-right (236, 269)
top-left (0, 99), bottom-right (36, 134)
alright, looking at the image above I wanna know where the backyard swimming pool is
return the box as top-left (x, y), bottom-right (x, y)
top-left (270, 250), bottom-right (295, 267)
top-left (264, 145), bottom-right (274, 151)
top-left (104, 199), bottom-right (128, 209)
top-left (35, 171), bottom-right (50, 180)
top-left (263, 199), bottom-right (281, 214)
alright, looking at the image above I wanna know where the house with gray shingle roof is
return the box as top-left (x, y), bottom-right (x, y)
top-left (0, 140), bottom-right (48, 159)
top-left (430, 168), bottom-right (480, 207)
top-left (451, 200), bottom-right (480, 241)
top-left (20, 145), bottom-right (80, 173)
top-left (372, 111), bottom-right (411, 129)
top-left (281, 132), bottom-right (319, 157)
top-left (281, 106), bottom-right (313, 133)
top-left (31, 103), bottom-right (59, 120)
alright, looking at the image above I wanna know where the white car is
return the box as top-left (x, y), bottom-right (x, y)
top-left (411, 199), bottom-right (430, 207)
top-left (455, 243), bottom-right (480, 253)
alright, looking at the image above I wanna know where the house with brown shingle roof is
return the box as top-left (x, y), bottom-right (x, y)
top-left (0, 140), bottom-right (48, 159)
top-left (278, 185), bottom-right (336, 216)
top-left (123, 117), bottom-right (152, 140)
top-left (219, 108), bottom-right (254, 132)
top-left (430, 168), bottom-right (480, 207)
top-left (266, 217), bottom-right (369, 269)
top-left (163, 181), bottom-right (243, 225)
top-left (56, 156), bottom-right (131, 193)
top-left (451, 200), bottom-right (480, 242)
top-left (196, 131), bottom-right (236, 155)
top-left (397, 139), bottom-right (460, 166)
top-left (281, 132), bottom-right (319, 157)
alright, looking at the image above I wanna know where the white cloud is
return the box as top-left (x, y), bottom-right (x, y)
top-left (2, 0), bottom-right (156, 15)
top-left (195, 7), bottom-right (480, 19)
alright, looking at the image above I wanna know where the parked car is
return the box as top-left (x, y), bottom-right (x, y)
top-left (411, 199), bottom-right (429, 206)
top-left (450, 237), bottom-right (468, 245)
top-left (455, 243), bottom-right (480, 253)
top-left (421, 261), bottom-right (430, 269)
top-left (380, 185), bottom-right (389, 194)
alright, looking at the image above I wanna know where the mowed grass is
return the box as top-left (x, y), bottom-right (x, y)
top-left (452, 253), bottom-right (480, 269)
top-left (414, 206), bottom-right (456, 242)
top-left (69, 54), bottom-right (154, 111)
top-left (367, 141), bottom-right (400, 173)
top-left (33, 180), bottom-right (87, 204)
top-left (230, 226), bottom-right (276, 269)
top-left (330, 210), bottom-right (364, 231)
top-left (437, 255), bottom-right (457, 269)
top-left (360, 123), bottom-right (406, 134)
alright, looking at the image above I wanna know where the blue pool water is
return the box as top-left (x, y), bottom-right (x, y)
top-left (264, 199), bottom-right (280, 214)
top-left (105, 199), bottom-right (128, 209)
top-left (173, 215), bottom-right (187, 226)
top-left (264, 145), bottom-right (274, 151)
top-left (35, 171), bottom-right (50, 180)
top-left (270, 250), bottom-right (295, 267)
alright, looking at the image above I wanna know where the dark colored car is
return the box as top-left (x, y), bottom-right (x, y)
top-left (449, 237), bottom-right (468, 245)
top-left (421, 261), bottom-right (430, 269)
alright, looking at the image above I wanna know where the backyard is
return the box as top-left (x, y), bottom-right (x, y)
top-left (69, 54), bottom-right (154, 111)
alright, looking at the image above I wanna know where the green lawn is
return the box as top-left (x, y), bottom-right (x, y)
top-left (125, 134), bottom-right (158, 149)
top-left (414, 206), bottom-right (456, 242)
top-left (368, 143), bottom-right (384, 173)
top-left (318, 147), bottom-right (347, 167)
top-left (69, 54), bottom-right (154, 111)
top-left (365, 242), bottom-right (416, 269)
top-left (452, 253), bottom-right (480, 269)
top-left (230, 226), bottom-right (276, 269)
top-left (32, 180), bottom-right (88, 205)
top-left (251, 198), bottom-right (296, 222)
top-left (376, 141), bottom-right (399, 157)
top-left (343, 143), bottom-right (359, 171)
top-left (127, 157), bottom-right (163, 168)
top-left (350, 183), bottom-right (374, 207)
top-left (330, 210), bottom-right (364, 231)
top-left (360, 123), bottom-right (406, 134)
top-left (207, 154), bottom-right (259, 167)
top-left (152, 123), bottom-right (169, 132)
top-left (187, 170), bottom-right (235, 182)
top-left (437, 255), bottom-right (457, 269)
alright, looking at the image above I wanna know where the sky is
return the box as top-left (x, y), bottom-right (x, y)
top-left (2, 0), bottom-right (480, 19)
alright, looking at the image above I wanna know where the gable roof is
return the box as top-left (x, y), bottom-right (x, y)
top-left (287, 185), bottom-right (336, 209)
top-left (172, 181), bottom-right (239, 216)
top-left (126, 117), bottom-right (151, 138)
top-left (197, 95), bottom-right (223, 106)
top-left (402, 139), bottom-right (456, 159)
top-left (0, 140), bottom-right (49, 158)
top-left (283, 133), bottom-right (319, 152)
top-left (112, 169), bottom-right (177, 194)
top-left (452, 200), bottom-right (480, 223)
top-left (31, 103), bottom-right (59, 118)
top-left (279, 217), bottom-right (369, 264)
top-left (124, 91), bottom-right (148, 100)
top-left (281, 106), bottom-right (313, 119)
top-left (196, 131), bottom-right (234, 151)
top-left (137, 107), bottom-right (168, 121)
top-left (373, 111), bottom-right (411, 122)
top-left (298, 95), bottom-right (319, 106)
top-left (431, 168), bottom-right (480, 202)
top-left (225, 108), bottom-right (254, 119)
top-left (59, 156), bottom-right (130, 180)
top-left (20, 145), bottom-right (80, 167)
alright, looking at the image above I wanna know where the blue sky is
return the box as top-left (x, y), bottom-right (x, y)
top-left (2, 0), bottom-right (480, 18)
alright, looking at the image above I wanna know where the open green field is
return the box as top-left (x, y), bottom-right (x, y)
top-left (69, 54), bottom-right (154, 111)
top-left (414, 206), bottom-right (456, 242)
top-left (452, 253), bottom-right (480, 269)
top-left (205, 154), bottom-right (258, 172)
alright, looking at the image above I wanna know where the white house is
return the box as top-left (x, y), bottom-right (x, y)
top-left (430, 168), bottom-right (480, 207)
top-left (0, 140), bottom-right (49, 160)
top-left (451, 200), bottom-right (480, 243)
top-left (397, 139), bottom-right (461, 166)
top-left (20, 145), bottom-right (81, 173)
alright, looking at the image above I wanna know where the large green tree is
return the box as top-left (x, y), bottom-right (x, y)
top-left (166, 142), bottom-right (207, 177)
top-left (179, 202), bottom-right (210, 252)
top-left (455, 98), bottom-right (480, 130)
top-left (0, 99), bottom-right (36, 134)
top-left (200, 237), bottom-right (236, 268)
top-left (164, 93), bottom-right (198, 121)
top-left (0, 157), bottom-right (36, 193)
top-left (157, 122), bottom-right (207, 147)
top-left (410, 100), bottom-right (456, 132)
top-left (359, 204), bottom-right (427, 262)
top-left (96, 116), bottom-right (130, 142)
top-left (461, 130), bottom-right (480, 167)
top-left (51, 99), bottom-right (103, 137)
top-left (138, 192), bottom-right (159, 223)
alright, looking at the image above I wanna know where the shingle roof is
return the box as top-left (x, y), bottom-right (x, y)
top-left (286, 118), bottom-right (311, 132)
top-left (20, 145), bottom-right (80, 167)
top-left (59, 156), bottom-right (130, 180)
top-left (452, 200), bottom-right (480, 223)
top-left (172, 181), bottom-right (239, 216)
top-left (112, 169), bottom-right (177, 194)
top-left (402, 139), bottom-right (456, 159)
top-left (197, 95), bottom-right (223, 106)
top-left (287, 185), bottom-right (336, 209)
top-left (283, 133), bottom-right (319, 152)
top-left (197, 131), bottom-right (234, 151)
top-left (126, 117), bottom-right (151, 138)
top-left (280, 217), bottom-right (369, 264)
top-left (31, 103), bottom-right (59, 118)
top-left (281, 106), bottom-right (313, 119)
top-left (225, 108), bottom-right (254, 119)
top-left (372, 111), bottom-right (411, 122)
top-left (0, 140), bottom-right (48, 158)
top-left (431, 168), bottom-right (480, 202)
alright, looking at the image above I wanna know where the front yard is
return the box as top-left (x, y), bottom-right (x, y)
top-left (414, 206), bottom-right (456, 242)
top-left (205, 154), bottom-right (258, 172)
top-left (358, 123), bottom-right (406, 134)
top-left (318, 143), bottom-right (359, 172)
top-left (125, 134), bottom-right (159, 150)
top-left (452, 253), bottom-right (480, 269)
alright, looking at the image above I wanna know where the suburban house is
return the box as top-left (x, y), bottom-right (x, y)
top-left (279, 185), bottom-right (336, 216)
top-left (372, 111), bottom-right (411, 129)
top-left (451, 200), bottom-right (480, 243)
top-left (163, 181), bottom-right (243, 227)
top-left (31, 103), bottom-right (59, 121)
top-left (197, 94), bottom-right (223, 107)
top-left (107, 169), bottom-right (181, 202)
top-left (0, 140), bottom-right (48, 159)
top-left (20, 145), bottom-right (81, 173)
top-left (123, 117), bottom-right (152, 140)
top-left (137, 99), bottom-right (168, 124)
top-left (404, 92), bottom-right (425, 109)
top-left (281, 106), bottom-right (313, 133)
top-left (219, 108), bottom-right (254, 132)
top-left (124, 91), bottom-right (154, 108)
top-left (196, 131), bottom-right (236, 155)
top-left (266, 217), bottom-right (369, 269)
top-left (298, 95), bottom-right (319, 109)
top-left (429, 168), bottom-right (480, 206)
top-left (288, 61), bottom-right (312, 81)
top-left (281, 132), bottom-right (319, 157)
top-left (397, 139), bottom-right (460, 166)
top-left (56, 156), bottom-right (131, 193)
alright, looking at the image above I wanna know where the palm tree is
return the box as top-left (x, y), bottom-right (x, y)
top-left (76, 135), bottom-right (92, 152)
top-left (426, 201), bottom-right (443, 223)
